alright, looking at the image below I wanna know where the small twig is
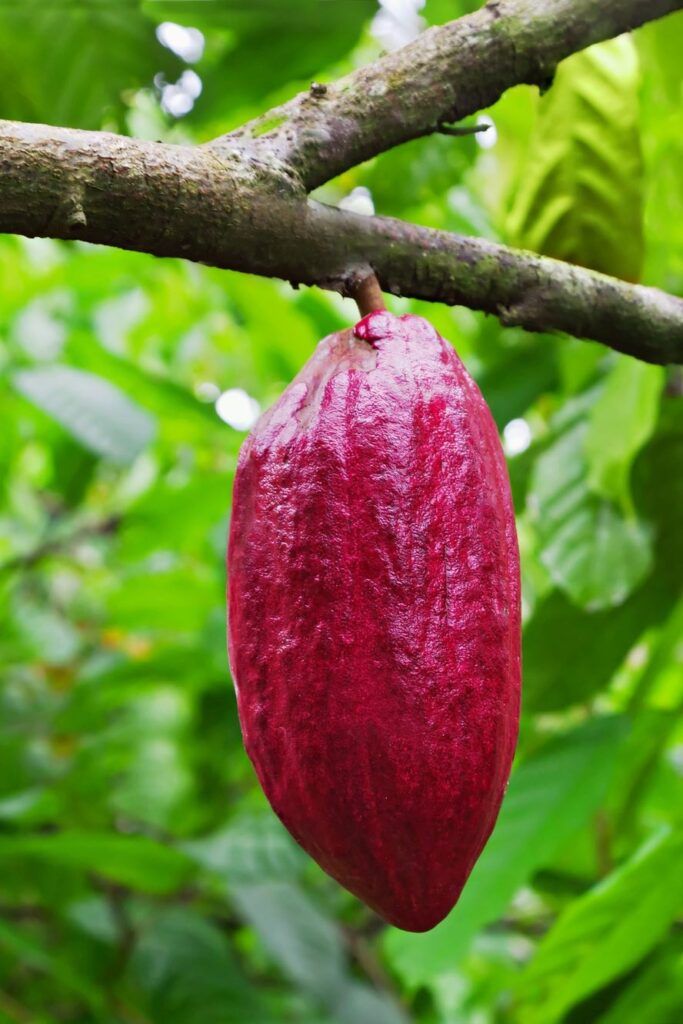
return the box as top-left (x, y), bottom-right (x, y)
top-left (665, 366), bottom-right (683, 397)
top-left (0, 990), bottom-right (33, 1023)
top-left (0, 905), bottom-right (47, 922)
top-left (341, 924), bottom-right (403, 1001)
top-left (594, 810), bottom-right (613, 877)
top-left (111, 997), bottom-right (153, 1024)
top-left (100, 882), bottom-right (136, 983)
top-left (437, 122), bottom-right (490, 137)
top-left (350, 273), bottom-right (386, 318)
top-left (0, 514), bottom-right (122, 574)
top-left (495, 915), bottom-right (554, 938)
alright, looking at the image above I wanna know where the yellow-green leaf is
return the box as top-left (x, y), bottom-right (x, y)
top-left (508, 36), bottom-right (643, 281)
top-left (516, 828), bottom-right (683, 1024)
top-left (584, 357), bottom-right (664, 507)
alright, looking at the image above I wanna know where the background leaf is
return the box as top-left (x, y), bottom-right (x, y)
top-left (527, 420), bottom-right (653, 610)
top-left (508, 35), bottom-right (644, 280)
top-left (14, 366), bottom-right (156, 464)
top-left (0, 917), bottom-right (104, 1013)
top-left (143, 0), bottom-right (375, 132)
top-left (516, 828), bottom-right (683, 1024)
top-left (129, 907), bottom-right (274, 1024)
top-left (596, 949), bottom-right (683, 1024)
top-left (0, 832), bottom-right (193, 894)
top-left (232, 881), bottom-right (407, 1023)
top-left (0, 0), bottom-right (180, 129)
top-left (182, 811), bottom-right (306, 883)
top-left (584, 357), bottom-right (664, 507)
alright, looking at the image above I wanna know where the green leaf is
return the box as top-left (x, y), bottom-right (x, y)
top-left (508, 36), bottom-right (643, 280)
top-left (637, 15), bottom-right (683, 290)
top-left (223, 275), bottom-right (319, 385)
top-left (66, 332), bottom-right (221, 449)
top-left (516, 828), bottom-right (683, 1024)
top-left (104, 686), bottom-right (195, 832)
top-left (584, 357), bottom-right (664, 507)
top-left (65, 895), bottom-right (119, 945)
top-left (529, 421), bottom-right (653, 610)
top-left (0, 0), bottom-right (180, 129)
top-left (632, 402), bottom-right (683, 593)
top-left (106, 565), bottom-right (220, 633)
top-left (0, 832), bottom-right (193, 894)
top-left (476, 334), bottom-right (559, 428)
top-left (11, 591), bottom-right (82, 665)
top-left (384, 716), bottom-right (627, 987)
top-left (523, 589), bottom-right (651, 711)
top-left (129, 907), bottom-right (273, 1024)
top-left (0, 788), bottom-right (59, 825)
top-left (182, 811), bottom-right (306, 883)
top-left (523, 401), bottom-right (683, 710)
top-left (360, 135), bottom-right (477, 227)
top-left (231, 881), bottom-right (345, 1002)
top-left (120, 473), bottom-right (230, 562)
top-left (145, 0), bottom-right (374, 131)
top-left (597, 949), bottom-right (683, 1024)
top-left (232, 881), bottom-right (407, 1024)
top-left (622, 597), bottom-right (683, 714)
top-left (422, 1), bottom-right (482, 26)
top-left (335, 984), bottom-right (410, 1024)
top-left (0, 917), bottom-right (104, 1013)
top-left (14, 366), bottom-right (156, 464)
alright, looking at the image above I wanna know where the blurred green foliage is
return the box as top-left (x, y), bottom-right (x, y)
top-left (0, 2), bottom-right (682, 1023)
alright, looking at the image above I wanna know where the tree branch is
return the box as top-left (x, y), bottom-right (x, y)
top-left (217, 0), bottom-right (683, 190)
top-left (0, 120), bottom-right (681, 364)
top-left (1, 0), bottom-right (683, 364)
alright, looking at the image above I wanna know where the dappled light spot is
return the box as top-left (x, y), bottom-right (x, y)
top-left (156, 21), bottom-right (205, 63)
top-left (503, 417), bottom-right (532, 456)
top-left (215, 388), bottom-right (261, 431)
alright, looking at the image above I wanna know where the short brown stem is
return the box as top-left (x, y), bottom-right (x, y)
top-left (352, 273), bottom-right (386, 317)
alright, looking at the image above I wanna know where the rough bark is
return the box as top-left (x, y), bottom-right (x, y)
top-left (219, 0), bottom-right (683, 190)
top-left (0, 119), bottom-right (681, 365)
top-left (1, 0), bottom-right (682, 364)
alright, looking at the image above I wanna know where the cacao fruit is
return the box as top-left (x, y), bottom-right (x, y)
top-left (227, 310), bottom-right (521, 932)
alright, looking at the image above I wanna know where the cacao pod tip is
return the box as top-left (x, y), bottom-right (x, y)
top-left (353, 310), bottom-right (395, 345)
top-left (354, 310), bottom-right (441, 350)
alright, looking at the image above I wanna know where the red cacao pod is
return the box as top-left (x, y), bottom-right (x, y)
top-left (228, 310), bottom-right (520, 932)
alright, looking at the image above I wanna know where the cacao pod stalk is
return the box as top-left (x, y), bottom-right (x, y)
top-left (228, 309), bottom-right (521, 932)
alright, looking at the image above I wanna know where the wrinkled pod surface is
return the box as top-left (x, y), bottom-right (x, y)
top-left (228, 311), bottom-right (521, 932)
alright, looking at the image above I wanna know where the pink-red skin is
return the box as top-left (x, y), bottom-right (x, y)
top-left (227, 311), bottom-right (521, 932)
